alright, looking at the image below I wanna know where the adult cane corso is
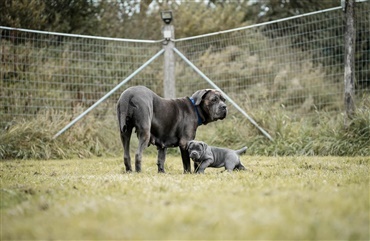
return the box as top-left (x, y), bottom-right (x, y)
top-left (187, 140), bottom-right (247, 173)
top-left (117, 85), bottom-right (227, 173)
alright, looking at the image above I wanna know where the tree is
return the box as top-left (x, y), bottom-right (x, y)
top-left (0, 0), bottom-right (48, 30)
top-left (0, 0), bottom-right (100, 35)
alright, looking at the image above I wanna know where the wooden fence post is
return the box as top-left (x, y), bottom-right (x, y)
top-left (162, 24), bottom-right (176, 98)
top-left (343, 0), bottom-right (356, 123)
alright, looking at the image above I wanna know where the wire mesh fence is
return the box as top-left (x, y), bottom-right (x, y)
top-left (175, 3), bottom-right (369, 116)
top-left (1, 2), bottom-right (369, 129)
top-left (0, 29), bottom-right (163, 127)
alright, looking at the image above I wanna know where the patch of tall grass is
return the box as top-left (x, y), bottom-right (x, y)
top-left (1, 97), bottom-right (368, 160)
top-left (204, 101), bottom-right (369, 156)
top-left (0, 109), bottom-right (119, 159)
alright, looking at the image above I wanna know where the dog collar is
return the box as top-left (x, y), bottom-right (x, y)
top-left (189, 97), bottom-right (203, 126)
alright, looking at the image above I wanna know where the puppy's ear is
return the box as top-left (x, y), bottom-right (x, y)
top-left (200, 141), bottom-right (208, 152)
top-left (191, 89), bottom-right (211, 106)
top-left (186, 141), bottom-right (193, 151)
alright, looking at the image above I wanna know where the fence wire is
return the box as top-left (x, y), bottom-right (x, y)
top-left (1, 2), bottom-right (369, 128)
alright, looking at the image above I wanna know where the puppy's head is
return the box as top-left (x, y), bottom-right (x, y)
top-left (186, 140), bottom-right (207, 162)
top-left (191, 89), bottom-right (227, 123)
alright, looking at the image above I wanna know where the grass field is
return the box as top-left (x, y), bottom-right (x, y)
top-left (1, 155), bottom-right (369, 240)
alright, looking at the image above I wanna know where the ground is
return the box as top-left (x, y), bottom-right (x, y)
top-left (1, 156), bottom-right (369, 240)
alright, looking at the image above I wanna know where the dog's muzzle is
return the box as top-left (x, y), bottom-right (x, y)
top-left (218, 105), bottom-right (227, 119)
top-left (189, 151), bottom-right (200, 160)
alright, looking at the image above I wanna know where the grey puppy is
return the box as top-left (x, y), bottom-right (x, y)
top-left (117, 85), bottom-right (227, 173)
top-left (187, 140), bottom-right (247, 173)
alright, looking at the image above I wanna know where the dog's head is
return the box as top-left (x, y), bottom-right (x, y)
top-left (186, 140), bottom-right (208, 162)
top-left (191, 89), bottom-right (227, 124)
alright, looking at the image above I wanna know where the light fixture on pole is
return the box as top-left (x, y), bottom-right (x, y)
top-left (161, 11), bottom-right (173, 40)
top-left (161, 11), bottom-right (173, 25)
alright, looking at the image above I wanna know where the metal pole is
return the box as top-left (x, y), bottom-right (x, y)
top-left (173, 47), bottom-right (274, 141)
top-left (343, 0), bottom-right (356, 123)
top-left (163, 24), bottom-right (176, 98)
top-left (53, 49), bottom-right (165, 139)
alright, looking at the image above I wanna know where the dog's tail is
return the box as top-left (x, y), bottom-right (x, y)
top-left (117, 98), bottom-right (129, 133)
top-left (235, 146), bottom-right (248, 155)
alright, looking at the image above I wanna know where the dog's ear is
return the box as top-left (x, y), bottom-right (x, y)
top-left (191, 89), bottom-right (211, 106)
top-left (186, 140), bottom-right (196, 151)
top-left (219, 92), bottom-right (226, 103)
top-left (186, 141), bottom-right (191, 150)
top-left (199, 141), bottom-right (208, 153)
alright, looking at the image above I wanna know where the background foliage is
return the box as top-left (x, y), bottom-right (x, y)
top-left (1, 0), bottom-right (339, 39)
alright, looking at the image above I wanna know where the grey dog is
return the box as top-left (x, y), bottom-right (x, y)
top-left (187, 140), bottom-right (247, 173)
top-left (117, 85), bottom-right (227, 173)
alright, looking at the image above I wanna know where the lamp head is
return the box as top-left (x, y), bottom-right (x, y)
top-left (161, 11), bottom-right (173, 25)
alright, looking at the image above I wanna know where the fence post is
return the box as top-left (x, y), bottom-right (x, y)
top-left (343, 0), bottom-right (356, 122)
top-left (162, 23), bottom-right (176, 98)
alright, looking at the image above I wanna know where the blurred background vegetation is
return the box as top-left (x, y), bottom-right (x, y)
top-left (0, 0), bottom-right (339, 39)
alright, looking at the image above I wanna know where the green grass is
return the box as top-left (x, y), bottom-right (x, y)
top-left (1, 155), bottom-right (369, 240)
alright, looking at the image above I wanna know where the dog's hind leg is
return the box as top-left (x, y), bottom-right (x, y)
top-left (234, 162), bottom-right (246, 171)
top-left (135, 129), bottom-right (150, 172)
top-left (120, 126), bottom-right (133, 172)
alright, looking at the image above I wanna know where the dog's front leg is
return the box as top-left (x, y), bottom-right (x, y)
top-left (180, 147), bottom-right (192, 174)
top-left (196, 159), bottom-right (212, 174)
top-left (157, 147), bottom-right (166, 173)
